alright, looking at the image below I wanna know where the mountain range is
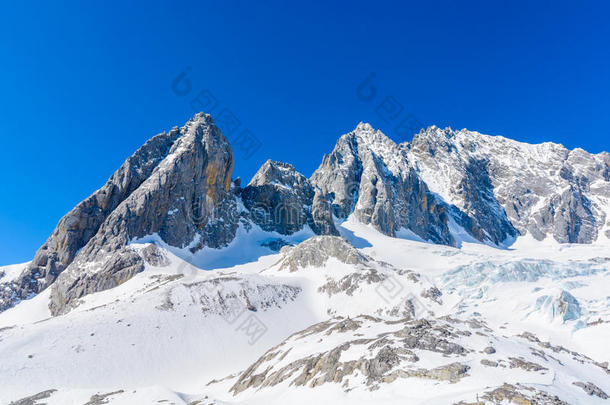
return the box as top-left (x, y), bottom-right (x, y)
top-left (1, 113), bottom-right (609, 404)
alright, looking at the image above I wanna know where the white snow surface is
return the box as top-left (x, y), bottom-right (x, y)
top-left (1, 219), bottom-right (610, 404)
top-left (0, 262), bottom-right (29, 284)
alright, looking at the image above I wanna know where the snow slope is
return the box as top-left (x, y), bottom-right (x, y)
top-left (1, 219), bottom-right (609, 404)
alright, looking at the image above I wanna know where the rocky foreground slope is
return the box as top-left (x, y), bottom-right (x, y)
top-left (1, 113), bottom-right (609, 404)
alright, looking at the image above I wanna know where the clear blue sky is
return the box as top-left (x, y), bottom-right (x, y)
top-left (1, 1), bottom-right (609, 265)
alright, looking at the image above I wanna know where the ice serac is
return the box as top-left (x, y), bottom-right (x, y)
top-left (48, 113), bottom-right (238, 315)
top-left (241, 159), bottom-right (338, 236)
top-left (407, 126), bottom-right (610, 243)
top-left (0, 128), bottom-right (182, 312)
top-left (310, 123), bottom-right (456, 245)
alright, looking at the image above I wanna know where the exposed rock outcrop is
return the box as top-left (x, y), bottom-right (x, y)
top-left (140, 244), bottom-right (170, 267)
top-left (9, 389), bottom-right (57, 405)
top-left (158, 275), bottom-right (301, 317)
top-left (573, 381), bottom-right (609, 399)
top-left (223, 314), bottom-right (606, 400)
top-left (461, 383), bottom-right (572, 405)
top-left (275, 236), bottom-right (368, 272)
top-left (227, 315), bottom-right (559, 395)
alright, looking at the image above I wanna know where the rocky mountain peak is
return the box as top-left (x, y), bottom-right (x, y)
top-left (242, 159), bottom-right (337, 236)
top-left (352, 122), bottom-right (403, 162)
top-left (409, 125), bottom-right (463, 152)
top-left (355, 121), bottom-right (374, 131)
top-left (352, 121), bottom-right (391, 143)
top-left (182, 112), bottom-right (218, 132)
top-left (311, 124), bottom-right (456, 245)
top-left (0, 112), bottom-right (241, 315)
top-left (247, 159), bottom-right (309, 189)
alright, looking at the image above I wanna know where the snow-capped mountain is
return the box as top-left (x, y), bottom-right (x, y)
top-left (1, 113), bottom-right (609, 404)
top-left (407, 126), bottom-right (610, 244)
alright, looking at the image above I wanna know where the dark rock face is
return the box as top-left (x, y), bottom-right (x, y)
top-left (539, 186), bottom-right (598, 243)
top-left (310, 192), bottom-right (338, 236)
top-left (310, 131), bottom-right (362, 220)
top-left (241, 160), bottom-right (337, 236)
top-left (451, 158), bottom-right (519, 245)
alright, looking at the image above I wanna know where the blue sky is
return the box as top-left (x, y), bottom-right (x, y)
top-left (1, 1), bottom-right (609, 265)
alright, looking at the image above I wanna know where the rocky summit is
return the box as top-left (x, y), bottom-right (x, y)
top-left (1, 112), bottom-right (609, 404)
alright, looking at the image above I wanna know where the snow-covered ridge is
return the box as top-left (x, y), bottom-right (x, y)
top-left (407, 125), bottom-right (610, 244)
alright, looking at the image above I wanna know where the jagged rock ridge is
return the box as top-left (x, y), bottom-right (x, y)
top-left (310, 123), bottom-right (519, 247)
